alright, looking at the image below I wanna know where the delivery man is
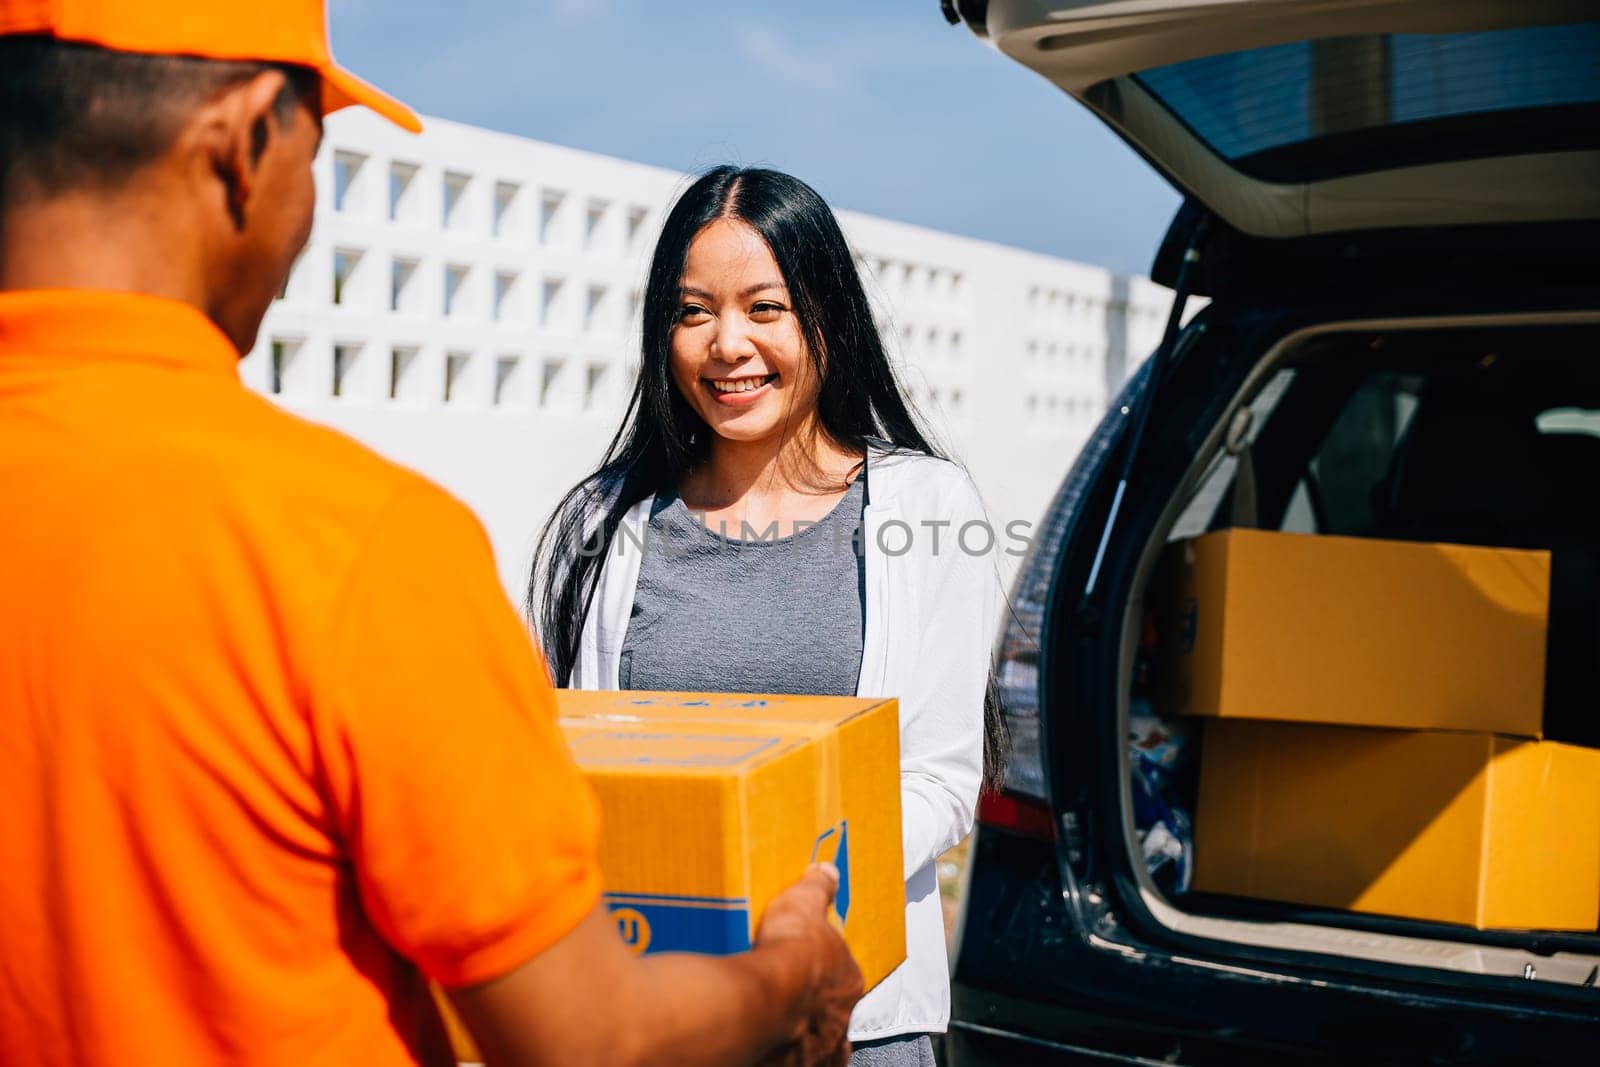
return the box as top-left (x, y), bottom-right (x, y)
top-left (0, 4), bottom-right (861, 1066)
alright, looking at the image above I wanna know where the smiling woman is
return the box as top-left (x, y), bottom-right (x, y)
top-left (671, 221), bottom-right (811, 446)
top-left (667, 215), bottom-right (862, 531)
top-left (529, 165), bottom-right (1009, 1062)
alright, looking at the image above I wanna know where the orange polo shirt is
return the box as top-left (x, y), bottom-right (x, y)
top-left (0, 290), bottom-right (602, 1066)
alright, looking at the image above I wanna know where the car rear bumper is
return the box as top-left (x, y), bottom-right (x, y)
top-left (944, 1018), bottom-right (1176, 1066)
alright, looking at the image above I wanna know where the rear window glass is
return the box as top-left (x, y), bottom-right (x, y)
top-left (1134, 23), bottom-right (1600, 181)
top-left (1176, 344), bottom-right (1600, 549)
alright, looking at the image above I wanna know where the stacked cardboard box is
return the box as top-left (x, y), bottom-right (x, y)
top-left (1162, 528), bottom-right (1600, 930)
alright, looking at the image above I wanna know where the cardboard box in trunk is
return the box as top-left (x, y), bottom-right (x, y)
top-left (1192, 718), bottom-right (1600, 930)
top-left (1161, 528), bottom-right (1551, 736)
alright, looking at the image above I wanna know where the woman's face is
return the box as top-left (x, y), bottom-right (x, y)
top-left (670, 218), bottom-right (817, 447)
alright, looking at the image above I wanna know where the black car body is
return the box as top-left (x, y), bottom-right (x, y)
top-left (938, 2), bottom-right (1600, 1062)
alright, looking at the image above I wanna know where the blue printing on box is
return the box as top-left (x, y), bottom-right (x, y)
top-left (602, 823), bottom-right (852, 957)
top-left (605, 892), bottom-right (753, 954)
top-left (811, 821), bottom-right (850, 922)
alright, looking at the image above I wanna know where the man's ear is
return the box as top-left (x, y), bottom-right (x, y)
top-left (191, 71), bottom-right (293, 232)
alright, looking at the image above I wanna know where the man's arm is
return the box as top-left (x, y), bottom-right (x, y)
top-left (316, 479), bottom-right (860, 1064)
top-left (449, 865), bottom-right (861, 1067)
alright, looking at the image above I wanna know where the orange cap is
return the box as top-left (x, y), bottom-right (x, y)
top-left (0, 0), bottom-right (421, 133)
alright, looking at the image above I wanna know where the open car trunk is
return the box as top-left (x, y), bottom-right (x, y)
top-left (943, 0), bottom-right (1600, 1030)
top-left (967, 0), bottom-right (1600, 994)
top-left (943, 5), bottom-right (1600, 1056)
top-left (1121, 311), bottom-right (1600, 990)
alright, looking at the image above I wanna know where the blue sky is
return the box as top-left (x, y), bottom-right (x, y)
top-left (329, 1), bottom-right (1181, 276)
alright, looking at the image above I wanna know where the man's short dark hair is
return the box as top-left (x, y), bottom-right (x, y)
top-left (0, 36), bottom-right (320, 207)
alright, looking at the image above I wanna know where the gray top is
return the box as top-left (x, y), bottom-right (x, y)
top-left (620, 473), bottom-right (867, 696)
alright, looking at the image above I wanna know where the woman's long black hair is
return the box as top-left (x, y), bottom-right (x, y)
top-left (529, 165), bottom-right (1007, 791)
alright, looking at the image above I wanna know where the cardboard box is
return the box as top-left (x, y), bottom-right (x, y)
top-left (1161, 528), bottom-right (1550, 735)
top-left (1192, 719), bottom-right (1600, 930)
top-left (559, 690), bottom-right (905, 987)
top-left (438, 691), bottom-right (905, 1061)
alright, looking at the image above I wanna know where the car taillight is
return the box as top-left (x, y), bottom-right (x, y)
top-left (977, 790), bottom-right (1057, 838)
top-left (992, 452), bottom-right (1071, 805)
top-left (992, 623), bottom-right (1047, 799)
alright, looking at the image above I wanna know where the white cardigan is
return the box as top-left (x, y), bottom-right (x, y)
top-left (569, 446), bottom-right (1002, 1040)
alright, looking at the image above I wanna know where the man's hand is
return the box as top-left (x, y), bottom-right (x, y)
top-left (753, 864), bottom-right (864, 1067)
top-left (448, 863), bottom-right (865, 1067)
